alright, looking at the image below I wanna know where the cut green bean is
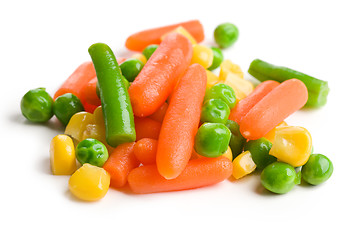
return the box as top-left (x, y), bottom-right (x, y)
top-left (248, 59), bottom-right (329, 108)
top-left (88, 43), bottom-right (136, 147)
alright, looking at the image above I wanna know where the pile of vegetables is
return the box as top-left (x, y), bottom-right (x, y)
top-left (21, 20), bottom-right (333, 201)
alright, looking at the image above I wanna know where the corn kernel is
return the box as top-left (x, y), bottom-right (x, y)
top-left (68, 163), bottom-right (110, 201)
top-left (131, 53), bottom-right (147, 65)
top-left (232, 150), bottom-right (256, 179)
top-left (191, 146), bottom-right (232, 161)
top-left (82, 124), bottom-right (101, 141)
top-left (264, 121), bottom-right (288, 143)
top-left (219, 59), bottom-right (244, 81)
top-left (82, 123), bottom-right (114, 154)
top-left (93, 106), bottom-right (105, 128)
top-left (92, 107), bottom-right (107, 141)
top-left (206, 70), bottom-right (220, 89)
top-left (161, 26), bottom-right (197, 45)
top-left (223, 73), bottom-right (254, 101)
top-left (64, 112), bottom-right (95, 143)
top-left (222, 146), bottom-right (233, 161)
top-left (50, 134), bottom-right (77, 175)
top-left (80, 106), bottom-right (113, 153)
top-left (269, 126), bottom-right (312, 167)
top-left (191, 45), bottom-right (214, 69)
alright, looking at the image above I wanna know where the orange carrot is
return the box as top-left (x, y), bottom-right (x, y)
top-left (190, 147), bottom-right (201, 160)
top-left (229, 80), bottom-right (280, 124)
top-left (85, 77), bottom-right (101, 106)
top-left (54, 61), bottom-right (96, 105)
top-left (134, 117), bottom-right (162, 141)
top-left (148, 102), bottom-right (168, 122)
top-left (83, 101), bottom-right (98, 114)
top-left (156, 64), bottom-right (207, 179)
top-left (125, 20), bottom-right (204, 51)
top-left (240, 79), bottom-right (308, 140)
top-left (128, 33), bottom-right (193, 117)
top-left (128, 156), bottom-right (233, 194)
top-left (103, 142), bottom-right (139, 189)
top-left (133, 138), bottom-right (158, 165)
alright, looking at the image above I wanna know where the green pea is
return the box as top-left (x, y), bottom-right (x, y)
top-left (261, 162), bottom-right (301, 194)
top-left (20, 87), bottom-right (53, 123)
top-left (302, 154), bottom-right (333, 185)
top-left (53, 93), bottom-right (84, 125)
top-left (76, 138), bottom-right (109, 167)
top-left (142, 44), bottom-right (158, 60)
top-left (214, 23), bottom-right (239, 48)
top-left (119, 58), bottom-right (144, 82)
top-left (204, 83), bottom-right (237, 109)
top-left (225, 120), bottom-right (246, 159)
top-left (208, 47), bottom-right (224, 71)
top-left (244, 138), bottom-right (277, 170)
top-left (201, 99), bottom-right (230, 124)
top-left (194, 123), bottom-right (231, 158)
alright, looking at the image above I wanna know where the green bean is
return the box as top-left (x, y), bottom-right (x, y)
top-left (248, 59), bottom-right (329, 107)
top-left (88, 43), bottom-right (136, 147)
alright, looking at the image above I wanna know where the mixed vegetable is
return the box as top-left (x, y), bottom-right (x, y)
top-left (20, 20), bottom-right (333, 201)
top-left (21, 87), bottom-right (53, 122)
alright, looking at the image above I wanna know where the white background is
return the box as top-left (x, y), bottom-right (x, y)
top-left (1, 0), bottom-right (359, 239)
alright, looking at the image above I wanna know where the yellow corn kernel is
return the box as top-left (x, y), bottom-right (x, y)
top-left (219, 59), bottom-right (244, 81)
top-left (68, 163), bottom-right (110, 201)
top-left (82, 123), bottom-right (114, 154)
top-left (269, 126), bottom-right (312, 167)
top-left (160, 26), bottom-right (197, 45)
top-left (50, 134), bottom-right (77, 175)
top-left (131, 53), bottom-right (147, 65)
top-left (93, 106), bottom-right (105, 127)
top-left (264, 121), bottom-right (288, 143)
top-left (82, 124), bottom-right (102, 141)
top-left (93, 106), bottom-right (107, 139)
top-left (191, 45), bottom-right (214, 69)
top-left (222, 146), bottom-right (233, 161)
top-left (82, 107), bottom-right (114, 153)
top-left (191, 146), bottom-right (232, 161)
top-left (223, 73), bottom-right (254, 101)
top-left (206, 70), bottom-right (220, 89)
top-left (232, 150), bottom-right (256, 179)
top-left (64, 112), bottom-right (95, 143)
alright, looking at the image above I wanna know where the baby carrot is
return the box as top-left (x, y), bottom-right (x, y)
top-left (54, 61), bottom-right (96, 105)
top-left (133, 138), bottom-right (158, 165)
top-left (83, 101), bottom-right (98, 114)
top-left (128, 156), bottom-right (233, 194)
top-left (125, 20), bottom-right (204, 51)
top-left (85, 77), bottom-right (101, 106)
top-left (156, 63), bottom-right (207, 179)
top-left (229, 80), bottom-right (280, 124)
top-left (128, 33), bottom-right (193, 117)
top-left (134, 117), bottom-right (162, 141)
top-left (103, 142), bottom-right (139, 189)
top-left (240, 79), bottom-right (308, 140)
top-left (148, 102), bottom-right (168, 122)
